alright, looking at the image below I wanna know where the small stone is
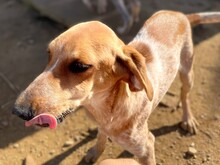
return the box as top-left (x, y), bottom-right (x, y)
top-left (206, 154), bottom-right (211, 158)
top-left (13, 143), bottom-right (19, 148)
top-left (200, 115), bottom-right (206, 119)
top-left (80, 131), bottom-right (89, 137)
top-left (40, 139), bottom-right (45, 144)
top-left (37, 153), bottom-right (42, 158)
top-left (176, 136), bottom-right (182, 140)
top-left (73, 135), bottom-right (82, 142)
top-left (1, 155), bottom-right (6, 160)
top-left (214, 115), bottom-right (220, 120)
top-left (187, 147), bottom-right (197, 156)
top-left (206, 154), bottom-right (211, 161)
top-left (24, 155), bottom-right (37, 165)
top-left (63, 140), bottom-right (74, 147)
top-left (189, 142), bottom-right (195, 147)
top-left (1, 121), bottom-right (8, 126)
top-left (202, 157), bottom-right (207, 163)
top-left (49, 150), bottom-right (55, 155)
top-left (207, 156), bottom-right (211, 161)
top-left (65, 130), bottom-right (70, 135)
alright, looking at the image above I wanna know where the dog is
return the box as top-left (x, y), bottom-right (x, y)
top-left (82, 0), bottom-right (141, 34)
top-left (13, 10), bottom-right (220, 164)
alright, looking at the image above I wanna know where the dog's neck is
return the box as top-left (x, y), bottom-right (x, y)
top-left (83, 80), bottom-right (151, 137)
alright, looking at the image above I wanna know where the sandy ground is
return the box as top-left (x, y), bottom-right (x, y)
top-left (0, 0), bottom-right (220, 165)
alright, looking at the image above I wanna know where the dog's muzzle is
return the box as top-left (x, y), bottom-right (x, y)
top-left (12, 107), bottom-right (35, 121)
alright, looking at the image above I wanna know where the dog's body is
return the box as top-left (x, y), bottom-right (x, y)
top-left (13, 11), bottom-right (220, 164)
top-left (82, 0), bottom-right (141, 34)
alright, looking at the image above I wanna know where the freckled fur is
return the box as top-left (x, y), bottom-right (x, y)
top-left (14, 10), bottom-right (220, 165)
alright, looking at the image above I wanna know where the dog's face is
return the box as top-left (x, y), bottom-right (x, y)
top-left (13, 21), bottom-right (153, 128)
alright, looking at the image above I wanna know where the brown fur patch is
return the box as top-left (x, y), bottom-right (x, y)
top-left (129, 41), bottom-right (153, 63)
top-left (145, 11), bottom-right (187, 47)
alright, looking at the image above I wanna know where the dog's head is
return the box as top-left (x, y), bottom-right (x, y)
top-left (13, 21), bottom-right (153, 128)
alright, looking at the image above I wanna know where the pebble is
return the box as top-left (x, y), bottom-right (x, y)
top-left (74, 135), bottom-right (82, 142)
top-left (1, 121), bottom-right (8, 127)
top-left (214, 115), bottom-right (220, 120)
top-left (202, 154), bottom-right (211, 162)
top-left (30, 147), bottom-right (37, 153)
top-left (63, 140), bottom-right (74, 147)
top-left (189, 142), bottom-right (195, 147)
top-left (37, 152), bottom-right (42, 158)
top-left (39, 139), bottom-right (45, 144)
top-left (13, 143), bottom-right (19, 149)
top-left (187, 147), bottom-right (197, 156)
top-left (1, 155), bottom-right (6, 160)
top-left (80, 131), bottom-right (89, 137)
top-left (65, 130), bottom-right (70, 135)
top-left (24, 155), bottom-right (37, 165)
top-left (170, 145), bottom-right (174, 148)
top-left (49, 149), bottom-right (55, 155)
top-left (202, 157), bottom-right (207, 163)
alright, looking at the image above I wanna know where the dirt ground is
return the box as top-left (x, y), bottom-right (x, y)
top-left (0, 0), bottom-right (220, 165)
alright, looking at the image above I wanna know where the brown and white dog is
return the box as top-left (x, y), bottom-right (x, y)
top-left (82, 0), bottom-right (141, 34)
top-left (13, 10), bottom-right (220, 165)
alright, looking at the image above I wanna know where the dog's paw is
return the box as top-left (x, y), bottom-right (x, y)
top-left (181, 117), bottom-right (199, 134)
top-left (84, 147), bottom-right (100, 163)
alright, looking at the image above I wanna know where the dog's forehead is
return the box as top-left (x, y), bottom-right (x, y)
top-left (51, 21), bottom-right (119, 48)
top-left (49, 21), bottom-right (124, 64)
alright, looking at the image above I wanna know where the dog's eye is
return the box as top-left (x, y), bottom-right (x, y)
top-left (69, 61), bottom-right (92, 73)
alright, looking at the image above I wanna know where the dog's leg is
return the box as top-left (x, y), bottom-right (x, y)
top-left (122, 131), bottom-right (156, 165)
top-left (85, 128), bottom-right (107, 163)
top-left (82, 0), bottom-right (95, 12)
top-left (138, 132), bottom-right (156, 165)
top-left (128, 0), bottom-right (141, 23)
top-left (179, 39), bottom-right (198, 134)
top-left (111, 0), bottom-right (133, 34)
top-left (97, 0), bottom-right (108, 14)
top-left (179, 69), bottom-right (198, 134)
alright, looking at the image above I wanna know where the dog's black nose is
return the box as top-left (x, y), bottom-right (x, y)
top-left (12, 107), bottom-right (34, 121)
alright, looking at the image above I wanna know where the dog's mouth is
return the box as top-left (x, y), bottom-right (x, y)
top-left (25, 108), bottom-right (74, 129)
top-left (25, 113), bottom-right (57, 129)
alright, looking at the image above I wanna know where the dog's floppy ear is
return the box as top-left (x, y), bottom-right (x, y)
top-left (117, 45), bottom-right (154, 101)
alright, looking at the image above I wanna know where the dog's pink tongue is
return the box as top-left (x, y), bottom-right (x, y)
top-left (25, 113), bottom-right (57, 129)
